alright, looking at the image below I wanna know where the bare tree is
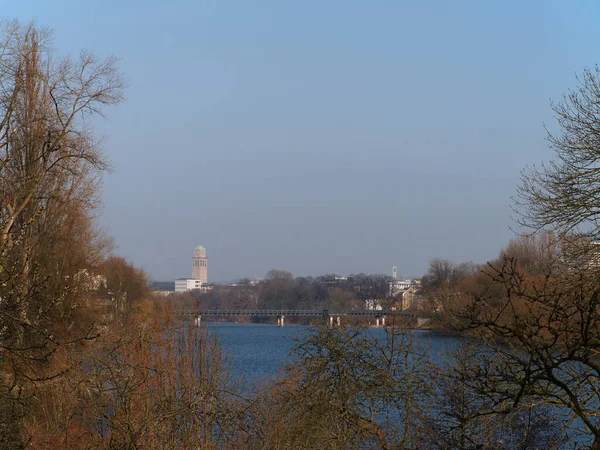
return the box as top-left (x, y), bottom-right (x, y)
top-left (100, 256), bottom-right (150, 324)
top-left (457, 257), bottom-right (600, 448)
top-left (25, 322), bottom-right (245, 449)
top-left (259, 269), bottom-right (294, 310)
top-left (516, 66), bottom-right (600, 246)
top-left (498, 231), bottom-right (558, 275)
top-left (419, 259), bottom-right (478, 325)
top-left (421, 259), bottom-right (476, 293)
top-left (246, 324), bottom-right (433, 450)
top-left (0, 19), bottom-right (123, 445)
top-left (417, 341), bottom-right (568, 450)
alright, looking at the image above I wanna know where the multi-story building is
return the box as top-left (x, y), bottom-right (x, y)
top-left (175, 278), bottom-right (211, 292)
top-left (388, 266), bottom-right (420, 310)
top-left (174, 245), bottom-right (210, 292)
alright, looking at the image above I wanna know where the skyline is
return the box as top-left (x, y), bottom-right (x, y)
top-left (5, 1), bottom-right (600, 281)
top-left (172, 243), bottom-right (416, 284)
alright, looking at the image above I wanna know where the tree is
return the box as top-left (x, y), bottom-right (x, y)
top-left (498, 231), bottom-right (558, 275)
top-left (26, 322), bottom-right (244, 449)
top-left (419, 259), bottom-right (477, 324)
top-left (292, 276), bottom-right (315, 310)
top-left (421, 259), bottom-right (476, 293)
top-left (517, 66), bottom-right (600, 249)
top-left (259, 269), bottom-right (294, 309)
top-left (458, 256), bottom-right (600, 448)
top-left (422, 343), bottom-right (567, 450)
top-left (327, 287), bottom-right (360, 310)
top-left (348, 273), bottom-right (390, 299)
top-left (0, 19), bottom-right (123, 445)
top-left (248, 325), bottom-right (432, 449)
top-left (452, 66), bottom-right (600, 449)
top-left (100, 256), bottom-right (150, 324)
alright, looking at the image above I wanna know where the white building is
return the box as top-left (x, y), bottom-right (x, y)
top-left (175, 278), bottom-right (211, 292)
top-left (388, 272), bottom-right (421, 310)
top-left (389, 279), bottom-right (416, 297)
top-left (174, 245), bottom-right (212, 292)
top-left (365, 299), bottom-right (384, 311)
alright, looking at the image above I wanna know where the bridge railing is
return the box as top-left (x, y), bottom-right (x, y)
top-left (179, 309), bottom-right (424, 318)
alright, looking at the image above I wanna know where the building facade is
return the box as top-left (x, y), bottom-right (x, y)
top-left (175, 278), bottom-right (212, 292)
top-left (192, 245), bottom-right (208, 284)
top-left (388, 267), bottom-right (421, 310)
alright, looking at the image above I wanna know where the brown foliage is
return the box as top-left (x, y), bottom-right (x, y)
top-left (0, 19), bottom-right (123, 445)
top-left (99, 256), bottom-right (150, 324)
top-left (27, 320), bottom-right (244, 449)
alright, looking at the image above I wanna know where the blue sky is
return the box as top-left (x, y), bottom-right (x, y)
top-left (6, 1), bottom-right (600, 281)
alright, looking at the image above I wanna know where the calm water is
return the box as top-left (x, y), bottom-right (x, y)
top-left (205, 323), bottom-right (461, 387)
top-left (205, 323), bottom-right (304, 386)
top-left (206, 323), bottom-right (588, 446)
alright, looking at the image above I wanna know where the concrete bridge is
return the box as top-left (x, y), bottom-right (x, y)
top-left (180, 308), bottom-right (428, 327)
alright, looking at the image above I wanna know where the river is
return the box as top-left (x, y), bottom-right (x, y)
top-left (206, 322), bottom-right (462, 387)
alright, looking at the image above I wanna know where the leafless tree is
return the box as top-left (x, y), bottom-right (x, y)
top-left (100, 256), bottom-right (150, 324)
top-left (516, 66), bottom-right (600, 250)
top-left (421, 259), bottom-right (476, 293)
top-left (25, 322), bottom-right (245, 449)
top-left (419, 341), bottom-right (569, 450)
top-left (498, 231), bottom-right (559, 275)
top-left (244, 324), bottom-right (433, 450)
top-left (457, 256), bottom-right (600, 448)
top-left (0, 19), bottom-right (123, 445)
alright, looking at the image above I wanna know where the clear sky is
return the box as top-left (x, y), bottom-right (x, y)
top-left (6, 1), bottom-right (600, 282)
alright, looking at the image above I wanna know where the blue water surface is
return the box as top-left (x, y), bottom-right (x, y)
top-left (206, 323), bottom-right (307, 387)
top-left (206, 323), bottom-right (463, 388)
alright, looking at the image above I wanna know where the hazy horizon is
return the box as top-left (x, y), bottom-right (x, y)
top-left (7, 1), bottom-right (600, 281)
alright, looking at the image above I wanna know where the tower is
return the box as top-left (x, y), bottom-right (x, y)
top-left (192, 245), bottom-right (208, 284)
top-left (392, 266), bottom-right (398, 281)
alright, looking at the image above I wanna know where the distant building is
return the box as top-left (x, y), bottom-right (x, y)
top-left (173, 245), bottom-right (210, 292)
top-left (365, 299), bottom-right (384, 311)
top-left (192, 245), bottom-right (208, 283)
top-left (388, 271), bottom-right (421, 311)
top-left (174, 278), bottom-right (212, 292)
top-left (389, 279), bottom-right (415, 297)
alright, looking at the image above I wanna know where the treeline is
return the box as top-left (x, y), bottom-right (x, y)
top-left (418, 231), bottom-right (558, 331)
top-left (174, 270), bottom-right (393, 319)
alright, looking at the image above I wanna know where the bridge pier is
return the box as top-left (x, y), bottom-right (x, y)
top-left (179, 309), bottom-right (427, 326)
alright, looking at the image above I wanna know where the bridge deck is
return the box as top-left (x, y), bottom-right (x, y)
top-left (179, 309), bottom-right (424, 318)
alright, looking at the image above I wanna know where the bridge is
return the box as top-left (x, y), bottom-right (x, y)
top-left (179, 308), bottom-right (427, 327)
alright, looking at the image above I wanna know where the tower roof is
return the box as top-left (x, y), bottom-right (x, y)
top-left (194, 245), bottom-right (205, 250)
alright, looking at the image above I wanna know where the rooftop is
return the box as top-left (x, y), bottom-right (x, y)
top-left (195, 245), bottom-right (205, 250)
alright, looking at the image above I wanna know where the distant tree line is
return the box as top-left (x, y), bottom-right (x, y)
top-left (173, 269), bottom-right (394, 322)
